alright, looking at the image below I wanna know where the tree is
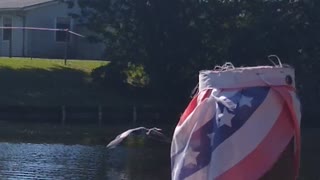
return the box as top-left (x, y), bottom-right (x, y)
top-left (77, 0), bottom-right (320, 126)
top-left (77, 0), bottom-right (209, 104)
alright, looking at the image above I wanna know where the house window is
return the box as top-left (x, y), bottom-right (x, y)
top-left (3, 17), bottom-right (12, 41)
top-left (55, 17), bottom-right (71, 42)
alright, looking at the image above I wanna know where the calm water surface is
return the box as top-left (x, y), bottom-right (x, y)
top-left (0, 142), bottom-right (171, 180)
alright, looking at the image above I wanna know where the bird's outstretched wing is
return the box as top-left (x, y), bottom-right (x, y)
top-left (147, 127), bottom-right (171, 143)
top-left (106, 127), bottom-right (170, 149)
top-left (106, 127), bottom-right (147, 149)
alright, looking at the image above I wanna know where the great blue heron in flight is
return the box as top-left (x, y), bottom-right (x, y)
top-left (106, 127), bottom-right (171, 149)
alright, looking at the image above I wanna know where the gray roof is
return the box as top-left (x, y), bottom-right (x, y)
top-left (0, 0), bottom-right (56, 10)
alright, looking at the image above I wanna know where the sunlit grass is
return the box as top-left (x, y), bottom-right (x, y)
top-left (0, 57), bottom-right (109, 74)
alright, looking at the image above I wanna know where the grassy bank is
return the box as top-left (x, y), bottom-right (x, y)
top-left (0, 57), bottom-right (130, 106)
top-left (0, 57), bottom-right (107, 72)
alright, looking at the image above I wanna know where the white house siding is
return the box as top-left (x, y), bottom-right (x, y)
top-left (24, 1), bottom-right (105, 60)
top-left (73, 26), bottom-right (105, 60)
top-left (71, 1), bottom-right (105, 60)
top-left (75, 38), bottom-right (105, 60)
top-left (0, 14), bottom-right (24, 57)
top-left (0, 17), bottom-right (2, 56)
top-left (25, 2), bottom-right (77, 59)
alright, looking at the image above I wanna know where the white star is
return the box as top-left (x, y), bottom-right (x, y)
top-left (207, 132), bottom-right (215, 146)
top-left (218, 96), bottom-right (237, 110)
top-left (239, 95), bottom-right (253, 108)
top-left (183, 148), bottom-right (199, 166)
top-left (217, 110), bottom-right (235, 127)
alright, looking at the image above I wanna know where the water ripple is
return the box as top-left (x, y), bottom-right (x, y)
top-left (0, 142), bottom-right (171, 180)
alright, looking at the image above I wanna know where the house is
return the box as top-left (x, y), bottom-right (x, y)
top-left (0, 0), bottom-right (105, 60)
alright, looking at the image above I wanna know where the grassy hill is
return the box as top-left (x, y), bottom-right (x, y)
top-left (0, 57), bottom-right (128, 106)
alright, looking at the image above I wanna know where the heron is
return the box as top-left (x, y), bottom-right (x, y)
top-left (106, 127), bottom-right (171, 149)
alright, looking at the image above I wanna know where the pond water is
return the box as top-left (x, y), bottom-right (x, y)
top-left (0, 142), bottom-right (171, 180)
top-left (0, 127), bottom-right (318, 180)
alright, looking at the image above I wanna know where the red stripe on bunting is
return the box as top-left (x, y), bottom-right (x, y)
top-left (216, 104), bottom-right (294, 180)
top-left (178, 89), bottom-right (212, 126)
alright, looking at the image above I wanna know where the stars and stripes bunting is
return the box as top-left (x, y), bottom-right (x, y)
top-left (171, 65), bottom-right (301, 180)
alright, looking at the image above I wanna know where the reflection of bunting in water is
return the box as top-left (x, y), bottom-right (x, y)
top-left (171, 65), bottom-right (301, 180)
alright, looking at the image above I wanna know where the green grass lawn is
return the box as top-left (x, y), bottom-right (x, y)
top-left (0, 57), bottom-right (108, 73)
top-left (0, 57), bottom-right (131, 106)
